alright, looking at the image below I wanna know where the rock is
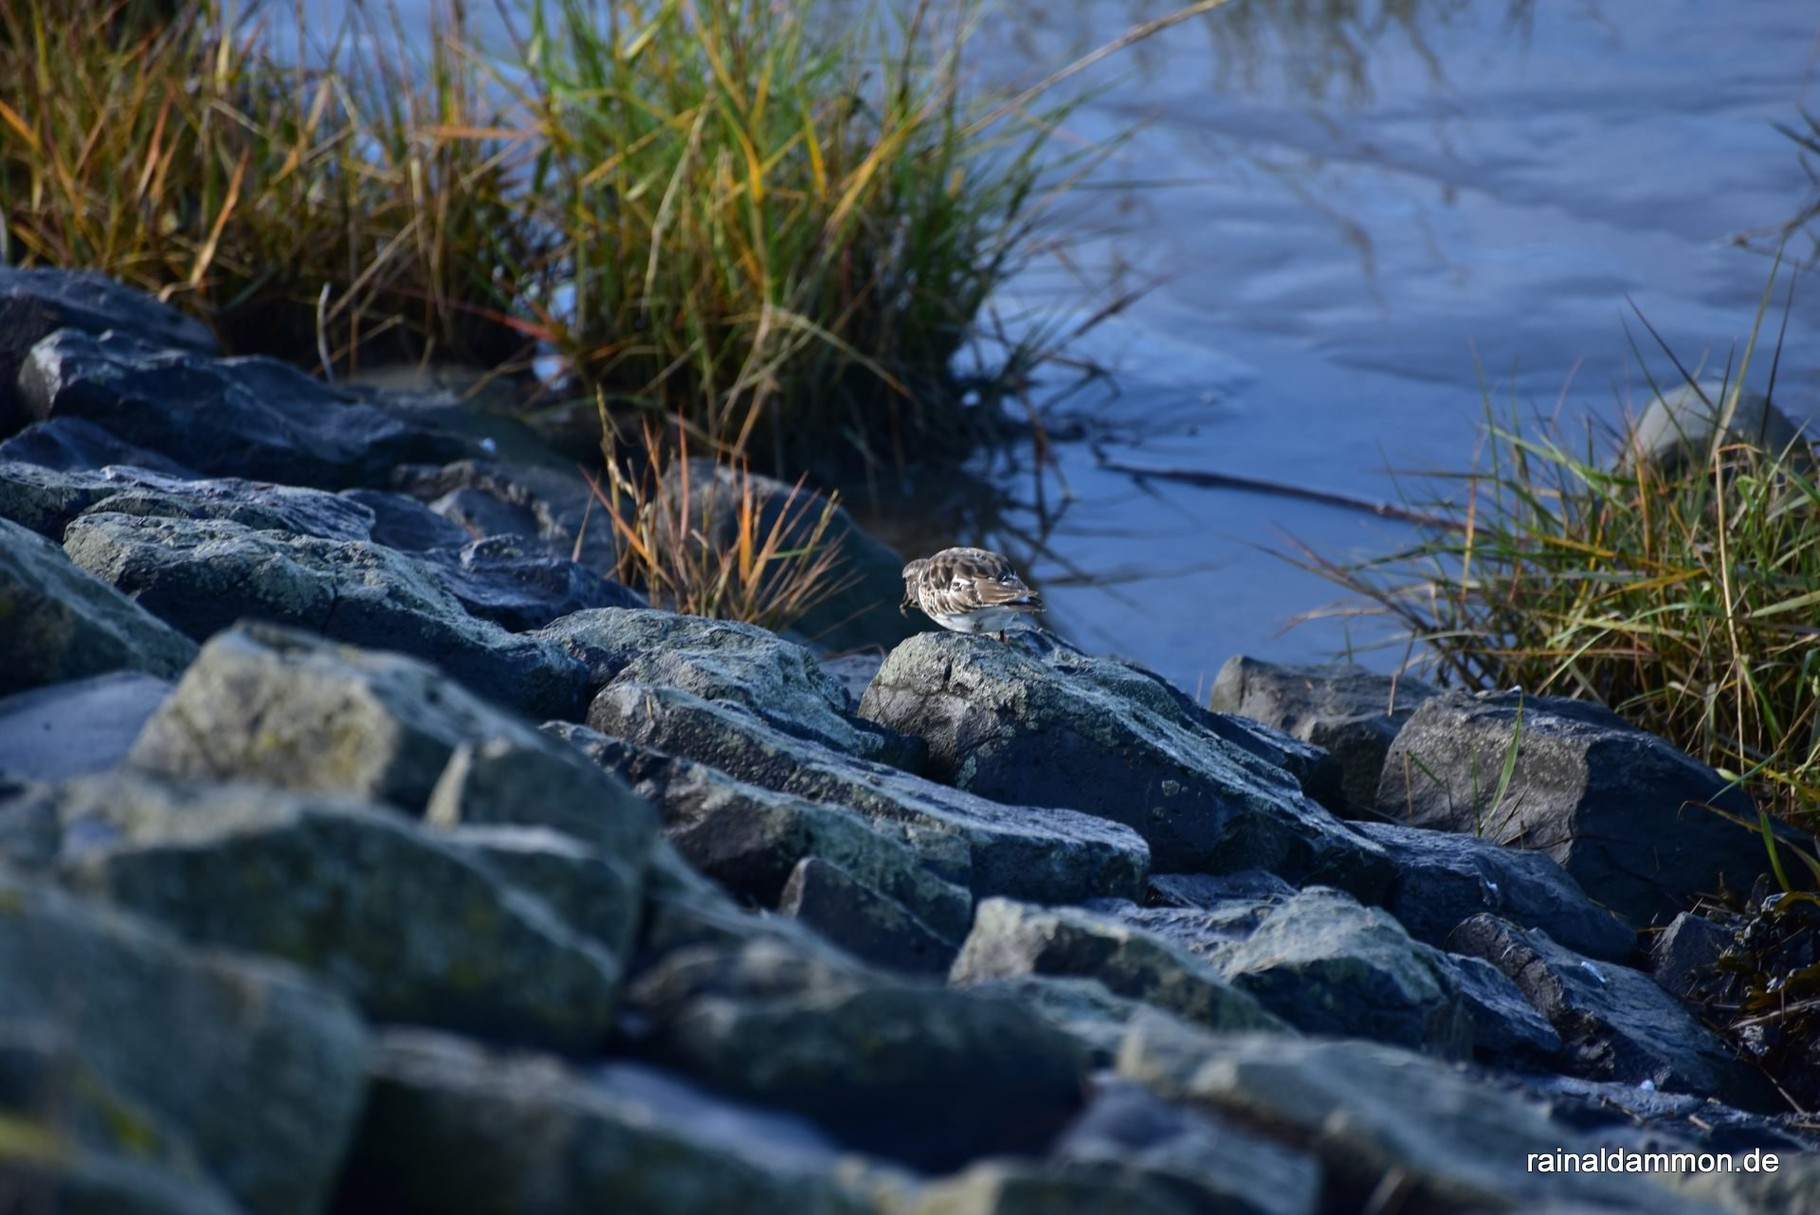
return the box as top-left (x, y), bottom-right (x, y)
top-left (65, 516), bottom-right (587, 718)
top-left (1624, 382), bottom-right (1817, 477)
top-left (340, 487), bottom-right (474, 551)
top-left (1116, 1011), bottom-right (1726, 1215)
top-left (0, 1021), bottom-right (242, 1215)
top-left (859, 633), bottom-right (1390, 899)
top-left (1050, 1080), bottom-right (1322, 1215)
top-left (129, 623), bottom-right (599, 819)
top-left (1651, 912), bottom-right (1734, 1002)
top-left (442, 824), bottom-right (644, 962)
top-left (0, 515), bottom-right (197, 696)
top-left (51, 773), bottom-right (624, 1053)
top-left (904, 1159), bottom-right (1192, 1215)
top-left (1144, 870), bottom-right (1297, 910)
top-left (1446, 915), bottom-right (1770, 1109)
top-left (1355, 820), bottom-right (1637, 962)
top-left (0, 671), bottom-right (169, 782)
top-left (0, 416), bottom-right (197, 475)
top-left (1440, 950), bottom-right (1564, 1063)
top-left (0, 460), bottom-right (370, 542)
top-left (1670, 1148), bottom-right (1820, 1215)
top-left (1483, 1071), bottom-right (1813, 1160)
top-left (552, 722), bottom-right (969, 942)
top-left (538, 607), bottom-right (918, 767)
top-left (1375, 690), bottom-right (1766, 925)
top-left (819, 651), bottom-right (885, 709)
top-left (416, 536), bottom-right (645, 632)
top-left (0, 865), bottom-right (368, 1215)
top-left (949, 898), bottom-right (1289, 1036)
top-left (0, 266), bottom-right (217, 438)
top-left (587, 681), bottom-right (1150, 907)
top-left (1200, 887), bottom-right (1474, 1058)
top-left (18, 329), bottom-right (471, 487)
top-left (1192, 709), bottom-right (1347, 816)
top-left (955, 976), bottom-right (1151, 1067)
top-left (336, 1029), bottom-right (874, 1214)
top-left (1209, 657), bottom-right (1437, 811)
top-left (779, 856), bottom-right (956, 975)
top-left (658, 457), bottom-right (920, 655)
top-left (392, 457), bottom-right (618, 571)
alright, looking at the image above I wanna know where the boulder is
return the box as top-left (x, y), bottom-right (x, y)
top-left (1624, 382), bottom-right (1816, 476)
top-left (340, 486), bottom-right (474, 551)
top-left (552, 722), bottom-right (969, 942)
top-left (50, 774), bottom-right (624, 1053)
top-left (949, 898), bottom-right (1289, 1036)
top-left (65, 515), bottom-right (587, 718)
top-left (902, 1159), bottom-right (1193, 1215)
top-left (0, 266), bottom-right (217, 438)
top-left (955, 976), bottom-right (1152, 1067)
top-left (1209, 657), bottom-right (1437, 811)
top-left (859, 633), bottom-right (1389, 898)
top-left (1116, 1012), bottom-right (1727, 1215)
top-left (0, 670), bottom-right (170, 782)
top-left (0, 515), bottom-right (197, 695)
top-left (336, 1029), bottom-right (874, 1214)
top-left (538, 607), bottom-right (917, 766)
top-left (393, 457), bottom-right (618, 571)
top-left (1355, 819), bottom-right (1636, 961)
top-left (0, 865), bottom-right (368, 1215)
top-left (818, 651), bottom-right (885, 708)
top-left (1650, 912), bottom-right (1733, 1002)
top-left (0, 416), bottom-right (197, 475)
top-left (0, 460), bottom-right (370, 542)
top-left (416, 535), bottom-right (645, 631)
top-left (18, 329), bottom-right (471, 487)
top-left (587, 681), bottom-right (1150, 907)
top-left (1447, 915), bottom-right (1769, 1109)
top-left (778, 856), bottom-right (957, 975)
top-left (442, 824), bottom-right (644, 961)
top-left (1050, 1080), bottom-right (1322, 1215)
top-left (1375, 690), bottom-right (1766, 924)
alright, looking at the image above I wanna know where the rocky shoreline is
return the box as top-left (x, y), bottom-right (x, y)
top-left (0, 265), bottom-right (1813, 1213)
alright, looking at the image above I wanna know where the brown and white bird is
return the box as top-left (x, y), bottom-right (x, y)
top-left (900, 547), bottom-right (1044, 641)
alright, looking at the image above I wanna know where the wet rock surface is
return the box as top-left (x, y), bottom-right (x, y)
top-left (0, 270), bottom-right (1804, 1214)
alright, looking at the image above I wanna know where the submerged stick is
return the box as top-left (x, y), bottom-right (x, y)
top-left (1095, 455), bottom-right (1464, 530)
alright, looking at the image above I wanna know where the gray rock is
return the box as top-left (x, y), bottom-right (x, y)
top-left (1484, 1071), bottom-right (1812, 1160)
top-left (393, 457), bottom-right (618, 571)
top-left (417, 535), bottom-right (646, 632)
top-left (1624, 382), bottom-right (1816, 477)
top-left (818, 651), bottom-right (884, 709)
top-left (0, 1022), bottom-right (240, 1215)
top-left (0, 266), bottom-right (217, 438)
top-left (903, 1159), bottom-right (1193, 1215)
top-left (1669, 1148), bottom-right (1820, 1215)
top-left (51, 774), bottom-right (624, 1054)
top-left (66, 516), bottom-right (587, 718)
top-left (1145, 870), bottom-right (1297, 910)
top-left (1116, 1011), bottom-right (1727, 1215)
top-left (129, 623), bottom-right (597, 817)
top-left (779, 856), bottom-right (956, 975)
top-left (340, 487), bottom-right (474, 551)
top-left (443, 824), bottom-right (644, 962)
top-left (955, 976), bottom-right (1151, 1067)
top-left (337, 1029), bottom-right (873, 1215)
top-left (0, 515), bottom-right (197, 695)
top-left (552, 722), bottom-right (969, 943)
top-left (949, 898), bottom-right (1289, 1035)
top-left (1446, 915), bottom-right (1770, 1109)
top-left (1439, 950), bottom-right (1564, 1063)
top-left (0, 459), bottom-right (372, 542)
top-left (860, 633), bottom-right (1389, 898)
top-left (0, 864), bottom-right (368, 1215)
top-left (1650, 912), bottom-right (1733, 1002)
top-left (538, 607), bottom-right (918, 766)
top-left (587, 681), bottom-right (1150, 907)
top-left (0, 671), bottom-right (170, 782)
top-left (1376, 690), bottom-right (1766, 925)
top-left (1355, 819), bottom-right (1637, 961)
top-left (18, 329), bottom-right (470, 487)
top-left (0, 415), bottom-right (197, 476)
top-left (1207, 887), bottom-right (1474, 1058)
top-left (1209, 657), bottom-right (1437, 811)
top-left (1051, 1080), bottom-right (1322, 1215)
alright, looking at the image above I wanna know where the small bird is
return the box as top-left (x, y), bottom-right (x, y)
top-left (900, 546), bottom-right (1044, 642)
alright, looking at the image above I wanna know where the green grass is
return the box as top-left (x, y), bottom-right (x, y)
top-left (1288, 286), bottom-right (1820, 836)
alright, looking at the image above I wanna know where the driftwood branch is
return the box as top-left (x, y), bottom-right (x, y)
top-left (1094, 455), bottom-right (1464, 530)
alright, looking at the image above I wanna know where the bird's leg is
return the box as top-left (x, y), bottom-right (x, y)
top-left (997, 630), bottom-right (1007, 643)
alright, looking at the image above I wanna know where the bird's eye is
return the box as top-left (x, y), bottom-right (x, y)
top-left (998, 572), bottom-right (1011, 583)
top-left (952, 578), bottom-right (967, 590)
